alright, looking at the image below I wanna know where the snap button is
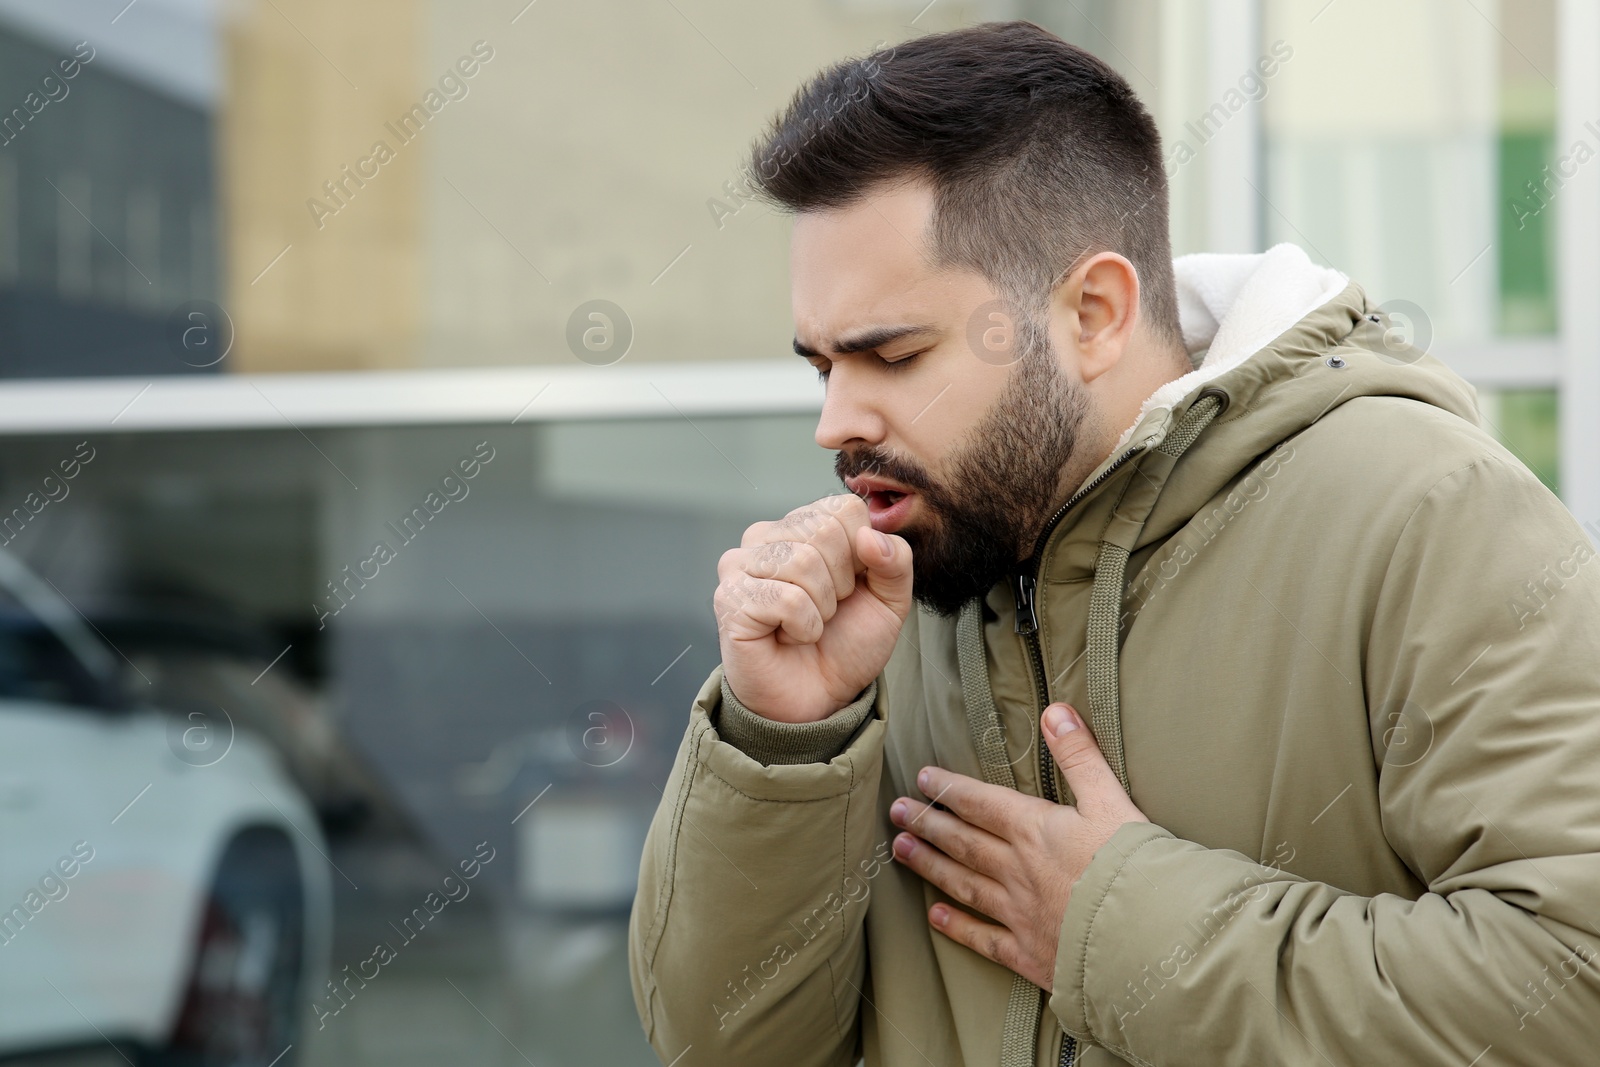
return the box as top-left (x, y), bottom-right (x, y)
top-left (1326, 355), bottom-right (1347, 369)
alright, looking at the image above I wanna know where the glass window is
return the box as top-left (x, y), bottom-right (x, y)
top-left (1261, 0), bottom-right (1559, 345)
top-left (0, 570), bottom-right (107, 708)
top-left (1480, 386), bottom-right (1560, 495)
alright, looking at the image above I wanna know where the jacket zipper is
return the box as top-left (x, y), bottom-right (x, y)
top-left (1013, 443), bottom-right (1146, 638)
top-left (1011, 443), bottom-right (1145, 1067)
top-left (1014, 443), bottom-right (1146, 796)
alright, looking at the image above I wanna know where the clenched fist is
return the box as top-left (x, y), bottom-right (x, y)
top-left (714, 494), bottom-right (914, 723)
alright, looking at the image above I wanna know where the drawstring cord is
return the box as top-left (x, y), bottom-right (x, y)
top-left (1087, 393), bottom-right (1223, 791)
top-left (955, 602), bottom-right (1042, 1067)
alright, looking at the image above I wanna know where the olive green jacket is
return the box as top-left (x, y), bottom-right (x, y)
top-left (629, 258), bottom-right (1600, 1065)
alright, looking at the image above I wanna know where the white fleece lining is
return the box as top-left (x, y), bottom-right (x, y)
top-left (1110, 243), bottom-right (1349, 453)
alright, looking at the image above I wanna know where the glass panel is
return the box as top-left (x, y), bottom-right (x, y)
top-left (1262, 0), bottom-right (1557, 344)
top-left (1495, 5), bottom-right (1559, 336)
top-left (1479, 386), bottom-right (1560, 495)
top-left (0, 573), bottom-right (103, 708)
top-left (1016, 0), bottom-right (1215, 256)
top-left (0, 413), bottom-right (831, 1064)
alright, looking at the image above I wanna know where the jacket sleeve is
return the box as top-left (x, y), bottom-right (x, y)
top-left (1048, 453), bottom-right (1600, 1064)
top-left (628, 664), bottom-right (889, 1067)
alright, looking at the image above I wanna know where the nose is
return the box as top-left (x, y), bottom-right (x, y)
top-left (813, 366), bottom-right (887, 452)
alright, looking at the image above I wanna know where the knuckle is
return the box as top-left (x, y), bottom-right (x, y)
top-left (969, 881), bottom-right (1001, 920)
top-left (766, 516), bottom-right (808, 548)
top-left (836, 493), bottom-right (869, 523)
top-left (783, 502), bottom-right (825, 530)
top-left (962, 838), bottom-right (996, 873)
top-left (744, 577), bottom-right (779, 607)
top-left (798, 510), bottom-right (836, 544)
top-left (750, 539), bottom-right (795, 579)
top-left (812, 493), bottom-right (851, 515)
top-left (740, 520), bottom-right (772, 548)
top-left (715, 574), bottom-right (763, 617)
top-left (953, 872), bottom-right (984, 910)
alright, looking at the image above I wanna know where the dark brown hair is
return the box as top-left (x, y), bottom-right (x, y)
top-left (749, 21), bottom-right (1182, 348)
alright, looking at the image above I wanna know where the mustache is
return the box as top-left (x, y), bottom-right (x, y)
top-left (834, 447), bottom-right (936, 494)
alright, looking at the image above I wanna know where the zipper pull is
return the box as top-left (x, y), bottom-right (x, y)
top-left (1013, 572), bottom-right (1038, 635)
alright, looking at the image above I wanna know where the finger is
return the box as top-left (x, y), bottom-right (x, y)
top-left (720, 541), bottom-right (840, 621)
top-left (1041, 702), bottom-right (1144, 820)
top-left (913, 766), bottom-right (1029, 840)
top-left (927, 904), bottom-right (1039, 987)
top-left (811, 493), bottom-right (874, 590)
top-left (854, 525), bottom-right (914, 620)
top-left (714, 574), bottom-right (825, 644)
top-left (891, 832), bottom-right (1008, 923)
top-left (889, 797), bottom-right (1007, 876)
top-left (741, 497), bottom-right (859, 600)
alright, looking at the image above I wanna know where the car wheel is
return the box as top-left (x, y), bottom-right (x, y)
top-left (145, 829), bottom-right (305, 1067)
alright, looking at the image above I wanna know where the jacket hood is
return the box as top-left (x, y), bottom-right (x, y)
top-left (1038, 242), bottom-right (1484, 577)
top-left (1111, 242), bottom-right (1351, 455)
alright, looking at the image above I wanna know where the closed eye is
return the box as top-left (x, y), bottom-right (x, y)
top-left (883, 349), bottom-right (926, 371)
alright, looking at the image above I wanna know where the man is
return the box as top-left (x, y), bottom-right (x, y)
top-left (629, 21), bottom-right (1600, 1067)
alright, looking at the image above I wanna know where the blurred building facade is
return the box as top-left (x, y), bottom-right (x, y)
top-left (0, 19), bottom-right (219, 377)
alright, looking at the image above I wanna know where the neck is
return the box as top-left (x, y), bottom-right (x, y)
top-left (1050, 337), bottom-right (1189, 515)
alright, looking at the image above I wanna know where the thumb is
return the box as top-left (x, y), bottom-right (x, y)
top-left (1041, 702), bottom-right (1137, 812)
top-left (856, 527), bottom-right (914, 619)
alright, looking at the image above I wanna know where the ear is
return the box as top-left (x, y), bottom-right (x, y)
top-left (1054, 252), bottom-right (1140, 384)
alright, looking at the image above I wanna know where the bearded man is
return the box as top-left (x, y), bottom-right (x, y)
top-left (628, 20), bottom-right (1600, 1067)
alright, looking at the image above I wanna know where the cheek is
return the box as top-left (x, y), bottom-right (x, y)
top-left (893, 361), bottom-right (1008, 472)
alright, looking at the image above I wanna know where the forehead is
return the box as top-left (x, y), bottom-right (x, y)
top-left (789, 180), bottom-right (954, 347)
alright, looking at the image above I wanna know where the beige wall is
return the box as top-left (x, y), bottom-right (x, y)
top-left (224, 0), bottom-right (425, 371)
top-left (415, 0), bottom-right (1001, 368)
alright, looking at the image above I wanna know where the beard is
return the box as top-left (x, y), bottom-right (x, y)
top-left (834, 339), bottom-right (1095, 618)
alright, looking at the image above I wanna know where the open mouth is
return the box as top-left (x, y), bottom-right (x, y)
top-left (867, 489), bottom-right (906, 510)
top-left (862, 487), bottom-right (915, 532)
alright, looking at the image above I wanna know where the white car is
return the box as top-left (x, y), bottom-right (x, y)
top-left (0, 548), bottom-right (331, 1065)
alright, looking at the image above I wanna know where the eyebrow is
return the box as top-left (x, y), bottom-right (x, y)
top-left (793, 323), bottom-right (940, 361)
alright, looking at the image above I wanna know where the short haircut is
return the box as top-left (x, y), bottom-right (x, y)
top-left (748, 20), bottom-right (1182, 349)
